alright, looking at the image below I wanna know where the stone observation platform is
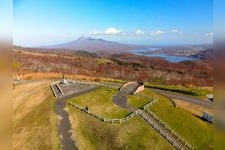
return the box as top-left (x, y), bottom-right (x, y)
top-left (50, 79), bottom-right (98, 98)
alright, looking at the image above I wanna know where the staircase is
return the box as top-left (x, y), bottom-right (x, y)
top-left (50, 84), bottom-right (62, 97)
top-left (137, 109), bottom-right (195, 150)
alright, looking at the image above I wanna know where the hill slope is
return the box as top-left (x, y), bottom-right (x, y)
top-left (190, 49), bottom-right (213, 60)
top-left (44, 36), bottom-right (146, 53)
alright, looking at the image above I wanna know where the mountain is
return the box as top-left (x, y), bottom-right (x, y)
top-left (190, 49), bottom-right (213, 60)
top-left (43, 36), bottom-right (147, 53)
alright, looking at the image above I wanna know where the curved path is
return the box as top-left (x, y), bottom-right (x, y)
top-left (151, 89), bottom-right (213, 109)
top-left (113, 82), bottom-right (139, 111)
top-left (55, 86), bottom-right (100, 150)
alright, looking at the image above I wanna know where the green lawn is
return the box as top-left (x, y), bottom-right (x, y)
top-left (127, 94), bottom-right (151, 109)
top-left (68, 87), bottom-right (130, 118)
top-left (143, 89), bottom-right (213, 150)
top-left (67, 86), bottom-right (213, 149)
top-left (67, 106), bottom-right (174, 150)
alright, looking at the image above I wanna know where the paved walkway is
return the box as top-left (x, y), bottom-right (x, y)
top-left (55, 86), bottom-right (100, 150)
top-left (112, 82), bottom-right (139, 111)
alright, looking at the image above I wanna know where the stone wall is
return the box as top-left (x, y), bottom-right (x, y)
top-left (134, 84), bottom-right (145, 94)
top-left (120, 82), bottom-right (136, 91)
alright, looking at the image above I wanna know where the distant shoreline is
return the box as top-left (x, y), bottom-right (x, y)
top-left (129, 48), bottom-right (199, 63)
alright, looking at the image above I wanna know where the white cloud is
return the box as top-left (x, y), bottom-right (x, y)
top-left (171, 29), bottom-right (179, 33)
top-left (88, 28), bottom-right (167, 36)
top-left (104, 27), bottom-right (122, 35)
top-left (150, 30), bottom-right (164, 36)
top-left (171, 29), bottom-right (183, 35)
top-left (88, 27), bottom-right (123, 36)
top-left (89, 30), bottom-right (102, 35)
top-left (205, 33), bottom-right (213, 37)
top-left (135, 30), bottom-right (144, 35)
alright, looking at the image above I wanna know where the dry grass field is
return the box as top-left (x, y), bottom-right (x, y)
top-left (0, 77), bottom-right (12, 150)
top-left (13, 81), bottom-right (60, 150)
top-left (173, 99), bottom-right (213, 116)
top-left (20, 72), bottom-right (124, 84)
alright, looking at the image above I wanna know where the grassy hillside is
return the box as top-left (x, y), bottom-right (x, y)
top-left (13, 81), bottom-right (60, 150)
top-left (67, 107), bottom-right (174, 150)
top-left (68, 87), bottom-right (212, 149)
top-left (142, 89), bottom-right (213, 150)
top-left (68, 87), bottom-right (129, 118)
top-left (128, 94), bottom-right (151, 109)
top-left (67, 87), bottom-right (174, 149)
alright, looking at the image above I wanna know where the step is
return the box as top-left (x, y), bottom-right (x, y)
top-left (137, 110), bottom-right (194, 150)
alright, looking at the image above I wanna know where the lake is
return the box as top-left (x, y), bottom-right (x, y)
top-left (130, 48), bottom-right (198, 63)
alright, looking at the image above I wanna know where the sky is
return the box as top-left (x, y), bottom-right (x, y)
top-left (13, 0), bottom-right (213, 47)
top-left (214, 0), bottom-right (225, 40)
top-left (0, 0), bottom-right (13, 41)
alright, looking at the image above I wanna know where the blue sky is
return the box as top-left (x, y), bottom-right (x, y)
top-left (214, 0), bottom-right (225, 40)
top-left (13, 0), bottom-right (213, 46)
top-left (0, 0), bottom-right (13, 41)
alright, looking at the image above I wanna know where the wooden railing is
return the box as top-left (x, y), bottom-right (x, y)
top-left (68, 102), bottom-right (138, 124)
top-left (143, 108), bottom-right (195, 150)
top-left (68, 95), bottom-right (158, 124)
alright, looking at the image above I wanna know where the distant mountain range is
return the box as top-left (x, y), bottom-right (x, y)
top-left (190, 49), bottom-right (213, 60)
top-left (43, 36), bottom-right (147, 53)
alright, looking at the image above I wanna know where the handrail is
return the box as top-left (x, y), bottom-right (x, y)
top-left (143, 108), bottom-right (195, 150)
top-left (68, 94), bottom-right (158, 124)
top-left (68, 102), bottom-right (138, 123)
